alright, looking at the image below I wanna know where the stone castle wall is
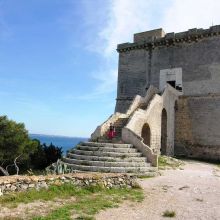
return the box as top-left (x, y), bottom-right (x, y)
top-left (116, 49), bottom-right (148, 113)
top-left (150, 37), bottom-right (220, 96)
top-left (115, 25), bottom-right (220, 113)
top-left (115, 25), bottom-right (220, 161)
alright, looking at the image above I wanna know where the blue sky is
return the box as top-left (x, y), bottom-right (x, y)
top-left (0, 0), bottom-right (220, 137)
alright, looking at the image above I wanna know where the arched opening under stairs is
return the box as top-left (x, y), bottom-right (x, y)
top-left (141, 123), bottom-right (151, 146)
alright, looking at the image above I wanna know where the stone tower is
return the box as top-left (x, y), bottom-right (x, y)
top-left (115, 25), bottom-right (220, 161)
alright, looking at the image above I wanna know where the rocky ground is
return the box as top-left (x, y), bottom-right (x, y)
top-left (96, 160), bottom-right (220, 220)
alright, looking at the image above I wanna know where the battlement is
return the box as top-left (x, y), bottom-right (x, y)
top-left (134, 28), bottom-right (165, 42)
top-left (117, 25), bottom-right (220, 52)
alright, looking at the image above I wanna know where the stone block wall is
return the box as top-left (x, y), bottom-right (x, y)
top-left (116, 25), bottom-right (220, 113)
top-left (115, 98), bottom-right (133, 113)
top-left (115, 49), bottom-right (148, 113)
top-left (150, 38), bottom-right (220, 95)
top-left (175, 95), bottom-right (220, 161)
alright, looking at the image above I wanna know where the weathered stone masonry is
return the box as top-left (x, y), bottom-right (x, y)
top-left (175, 95), bottom-right (220, 161)
top-left (116, 26), bottom-right (220, 113)
top-left (115, 25), bottom-right (220, 161)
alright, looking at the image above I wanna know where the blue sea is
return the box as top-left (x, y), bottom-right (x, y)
top-left (29, 134), bottom-right (88, 155)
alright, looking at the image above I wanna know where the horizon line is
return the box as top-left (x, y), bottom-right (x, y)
top-left (29, 133), bottom-right (89, 139)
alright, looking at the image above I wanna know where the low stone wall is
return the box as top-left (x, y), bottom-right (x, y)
top-left (0, 173), bottom-right (137, 196)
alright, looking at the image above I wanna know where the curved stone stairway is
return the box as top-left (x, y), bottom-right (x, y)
top-left (60, 142), bottom-right (157, 175)
top-left (96, 117), bottom-right (129, 143)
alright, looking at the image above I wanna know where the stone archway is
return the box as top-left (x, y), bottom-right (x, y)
top-left (141, 123), bottom-right (151, 146)
top-left (161, 108), bottom-right (167, 155)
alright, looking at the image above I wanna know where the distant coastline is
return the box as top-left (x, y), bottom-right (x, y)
top-left (29, 133), bottom-right (88, 154)
top-left (30, 133), bottom-right (87, 139)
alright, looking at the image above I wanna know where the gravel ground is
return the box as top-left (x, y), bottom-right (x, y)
top-left (96, 160), bottom-right (220, 220)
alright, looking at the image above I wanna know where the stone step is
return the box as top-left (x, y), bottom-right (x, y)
top-left (81, 142), bottom-right (132, 148)
top-left (114, 130), bottom-right (122, 134)
top-left (76, 145), bottom-right (138, 153)
top-left (70, 149), bottom-right (142, 158)
top-left (67, 153), bottom-right (147, 162)
top-left (60, 140), bottom-right (157, 175)
top-left (97, 138), bottom-right (124, 144)
top-left (62, 168), bottom-right (158, 177)
top-left (114, 123), bottom-right (128, 127)
top-left (59, 161), bottom-right (157, 173)
top-left (114, 118), bottom-right (128, 123)
top-left (62, 157), bottom-right (150, 167)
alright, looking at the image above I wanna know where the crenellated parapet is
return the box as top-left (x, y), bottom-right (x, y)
top-left (117, 25), bottom-right (220, 52)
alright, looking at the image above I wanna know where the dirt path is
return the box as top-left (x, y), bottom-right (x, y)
top-left (96, 160), bottom-right (220, 220)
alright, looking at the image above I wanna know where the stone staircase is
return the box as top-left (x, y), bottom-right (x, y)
top-left (139, 101), bottom-right (150, 110)
top-left (97, 117), bottom-right (129, 143)
top-left (61, 86), bottom-right (163, 175)
top-left (113, 117), bottom-right (129, 137)
top-left (61, 142), bottom-right (157, 175)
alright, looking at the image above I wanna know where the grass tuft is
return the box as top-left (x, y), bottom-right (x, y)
top-left (138, 175), bottom-right (154, 179)
top-left (162, 210), bottom-right (176, 218)
top-left (159, 156), bottom-right (184, 170)
top-left (75, 216), bottom-right (95, 220)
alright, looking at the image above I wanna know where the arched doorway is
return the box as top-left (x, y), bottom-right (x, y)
top-left (161, 108), bottom-right (167, 155)
top-left (141, 123), bottom-right (151, 146)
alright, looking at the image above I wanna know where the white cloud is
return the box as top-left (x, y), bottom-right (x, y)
top-left (98, 0), bottom-right (220, 56)
top-left (162, 0), bottom-right (220, 33)
top-left (98, 0), bottom-right (154, 57)
top-left (82, 0), bottom-right (156, 99)
top-left (80, 0), bottom-right (220, 99)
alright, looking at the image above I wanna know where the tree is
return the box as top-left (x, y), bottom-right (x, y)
top-left (30, 141), bottom-right (63, 170)
top-left (44, 143), bottom-right (63, 165)
top-left (0, 116), bottom-right (38, 175)
top-left (29, 139), bottom-right (48, 170)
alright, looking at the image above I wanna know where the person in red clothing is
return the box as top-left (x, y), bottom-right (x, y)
top-left (108, 123), bottom-right (116, 139)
